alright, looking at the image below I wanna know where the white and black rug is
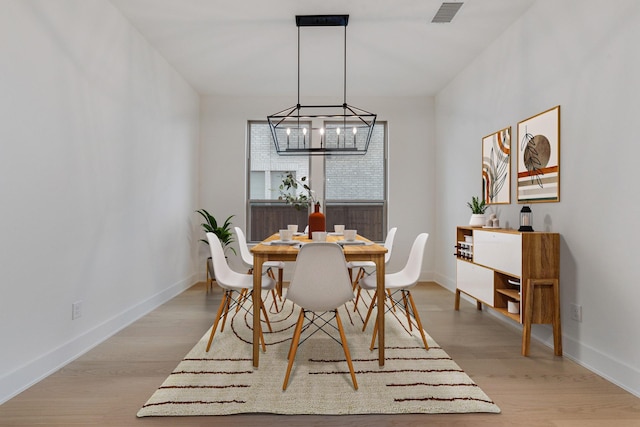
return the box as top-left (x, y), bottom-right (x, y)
top-left (138, 292), bottom-right (500, 416)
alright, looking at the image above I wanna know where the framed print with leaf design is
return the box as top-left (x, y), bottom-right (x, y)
top-left (517, 105), bottom-right (560, 203)
top-left (482, 127), bottom-right (511, 205)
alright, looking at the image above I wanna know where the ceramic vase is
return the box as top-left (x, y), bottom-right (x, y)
top-left (469, 213), bottom-right (486, 227)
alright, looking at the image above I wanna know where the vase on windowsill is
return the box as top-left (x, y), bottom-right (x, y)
top-left (308, 202), bottom-right (325, 239)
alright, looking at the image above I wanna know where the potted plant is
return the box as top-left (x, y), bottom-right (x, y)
top-left (196, 209), bottom-right (236, 283)
top-left (279, 172), bottom-right (324, 238)
top-left (278, 172), bottom-right (317, 210)
top-left (196, 209), bottom-right (236, 254)
top-left (467, 196), bottom-right (487, 227)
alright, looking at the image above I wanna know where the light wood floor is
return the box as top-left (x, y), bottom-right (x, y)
top-left (1, 281), bottom-right (639, 426)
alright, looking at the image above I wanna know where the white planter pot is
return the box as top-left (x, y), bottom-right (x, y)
top-left (469, 214), bottom-right (486, 227)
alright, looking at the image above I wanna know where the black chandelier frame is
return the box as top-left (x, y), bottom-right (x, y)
top-left (267, 14), bottom-right (377, 156)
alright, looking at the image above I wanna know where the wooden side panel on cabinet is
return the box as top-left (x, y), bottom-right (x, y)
top-left (521, 233), bottom-right (560, 324)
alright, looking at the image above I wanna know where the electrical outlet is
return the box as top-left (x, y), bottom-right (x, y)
top-left (72, 301), bottom-right (82, 320)
top-left (570, 303), bottom-right (582, 322)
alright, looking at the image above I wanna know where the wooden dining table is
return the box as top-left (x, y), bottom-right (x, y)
top-left (250, 232), bottom-right (388, 368)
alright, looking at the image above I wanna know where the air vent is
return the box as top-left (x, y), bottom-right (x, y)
top-left (432, 2), bottom-right (463, 23)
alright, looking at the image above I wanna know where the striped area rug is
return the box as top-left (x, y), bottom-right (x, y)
top-left (137, 292), bottom-right (500, 416)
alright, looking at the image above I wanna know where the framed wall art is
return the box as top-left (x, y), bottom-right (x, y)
top-left (482, 126), bottom-right (511, 205)
top-left (517, 105), bottom-right (560, 203)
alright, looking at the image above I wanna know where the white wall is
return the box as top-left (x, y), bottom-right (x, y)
top-left (0, 1), bottom-right (200, 403)
top-left (199, 95), bottom-right (436, 277)
top-left (434, 0), bottom-right (640, 396)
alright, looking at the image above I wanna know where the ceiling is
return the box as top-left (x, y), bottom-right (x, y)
top-left (109, 0), bottom-right (536, 98)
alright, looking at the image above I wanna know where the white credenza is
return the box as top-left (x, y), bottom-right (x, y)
top-left (454, 226), bottom-right (562, 356)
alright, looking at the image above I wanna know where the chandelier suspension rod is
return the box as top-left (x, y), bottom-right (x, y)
top-left (297, 25), bottom-right (300, 107)
top-left (343, 24), bottom-right (347, 106)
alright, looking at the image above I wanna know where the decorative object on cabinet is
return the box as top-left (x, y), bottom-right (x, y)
top-left (484, 213), bottom-right (500, 229)
top-left (517, 105), bottom-right (560, 203)
top-left (454, 226), bottom-right (561, 356)
top-left (482, 126), bottom-right (511, 204)
top-left (467, 196), bottom-right (487, 227)
top-left (518, 206), bottom-right (534, 232)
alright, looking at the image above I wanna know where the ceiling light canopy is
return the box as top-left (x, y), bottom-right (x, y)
top-left (267, 15), bottom-right (377, 156)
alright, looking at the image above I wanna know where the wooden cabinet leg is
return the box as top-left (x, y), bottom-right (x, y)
top-left (551, 279), bottom-right (562, 356)
top-left (523, 278), bottom-right (562, 357)
top-left (454, 289), bottom-right (482, 311)
top-left (522, 279), bottom-right (535, 356)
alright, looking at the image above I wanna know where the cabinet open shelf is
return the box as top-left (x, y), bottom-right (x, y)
top-left (494, 307), bottom-right (521, 322)
top-left (496, 288), bottom-right (520, 301)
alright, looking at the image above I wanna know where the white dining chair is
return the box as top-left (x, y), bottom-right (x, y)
top-left (282, 242), bottom-right (358, 391)
top-left (360, 232), bottom-right (430, 351)
top-left (347, 227), bottom-right (397, 311)
top-left (235, 227), bottom-right (284, 310)
top-left (206, 232), bottom-right (276, 353)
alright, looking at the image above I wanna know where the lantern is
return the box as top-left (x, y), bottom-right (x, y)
top-left (518, 206), bottom-right (533, 232)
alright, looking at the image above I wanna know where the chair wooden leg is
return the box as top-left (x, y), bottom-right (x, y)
top-left (362, 290), bottom-right (378, 331)
top-left (277, 268), bottom-right (284, 299)
top-left (352, 268), bottom-right (366, 311)
top-left (206, 291), bottom-right (229, 352)
top-left (407, 291), bottom-right (429, 351)
top-left (267, 268), bottom-right (284, 304)
top-left (388, 289), bottom-right (397, 312)
top-left (335, 310), bottom-right (358, 390)
top-left (402, 290), bottom-right (413, 331)
top-left (352, 268), bottom-right (365, 288)
top-left (287, 309), bottom-right (305, 361)
top-left (220, 292), bottom-right (232, 332)
top-left (236, 289), bottom-right (248, 313)
top-left (270, 289), bottom-right (280, 313)
top-left (353, 287), bottom-right (363, 312)
top-left (260, 297), bottom-right (273, 333)
top-left (370, 317), bottom-right (378, 351)
top-left (283, 309), bottom-right (305, 390)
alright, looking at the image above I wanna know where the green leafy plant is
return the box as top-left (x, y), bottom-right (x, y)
top-left (195, 209), bottom-right (236, 256)
top-left (278, 172), bottom-right (317, 210)
top-left (467, 196), bottom-right (487, 214)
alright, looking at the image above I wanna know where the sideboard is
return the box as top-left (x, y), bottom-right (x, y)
top-left (454, 226), bottom-right (562, 356)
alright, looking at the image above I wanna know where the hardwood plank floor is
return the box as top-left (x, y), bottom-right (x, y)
top-left (1, 282), bottom-right (639, 426)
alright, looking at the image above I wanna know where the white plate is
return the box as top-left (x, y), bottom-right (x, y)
top-left (266, 240), bottom-right (299, 246)
top-left (337, 240), bottom-right (368, 246)
top-left (293, 232), bottom-right (305, 236)
top-left (328, 232), bottom-right (344, 236)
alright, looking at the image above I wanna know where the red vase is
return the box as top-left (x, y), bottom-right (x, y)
top-left (308, 202), bottom-right (325, 239)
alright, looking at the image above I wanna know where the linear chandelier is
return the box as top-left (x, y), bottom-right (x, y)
top-left (267, 15), bottom-right (377, 156)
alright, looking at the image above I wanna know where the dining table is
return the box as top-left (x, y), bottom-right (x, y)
top-left (250, 232), bottom-right (388, 368)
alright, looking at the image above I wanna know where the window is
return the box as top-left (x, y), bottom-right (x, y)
top-left (324, 122), bottom-right (386, 241)
top-left (247, 121), bottom-right (387, 242)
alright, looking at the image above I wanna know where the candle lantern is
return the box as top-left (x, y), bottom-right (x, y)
top-left (518, 206), bottom-right (533, 232)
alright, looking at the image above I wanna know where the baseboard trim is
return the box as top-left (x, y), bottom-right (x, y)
top-left (432, 278), bottom-right (640, 398)
top-left (0, 274), bottom-right (197, 405)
